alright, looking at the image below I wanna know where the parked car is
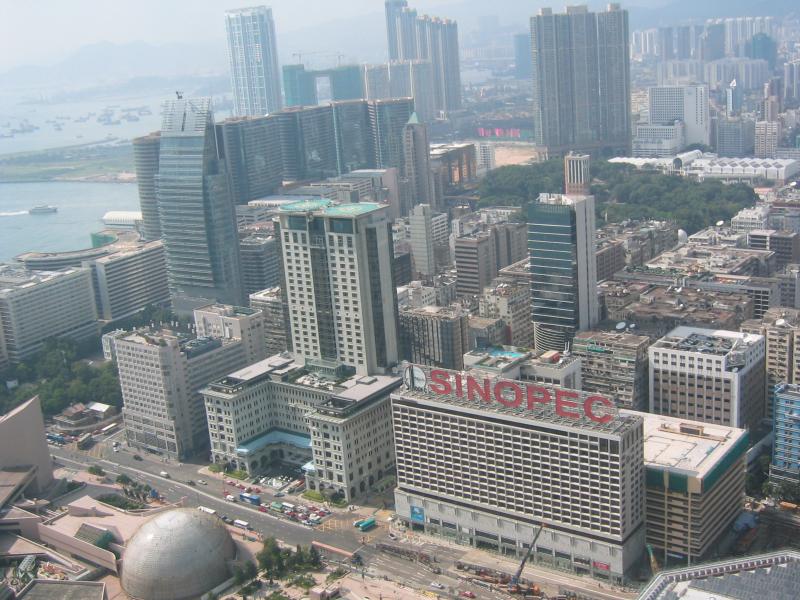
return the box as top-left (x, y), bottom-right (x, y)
top-left (459, 592), bottom-right (476, 598)
top-left (430, 582), bottom-right (445, 590)
top-left (187, 480), bottom-right (196, 486)
top-left (197, 479), bottom-right (207, 485)
top-left (274, 491), bottom-right (285, 497)
top-left (258, 505), bottom-right (268, 513)
top-left (133, 455), bottom-right (143, 461)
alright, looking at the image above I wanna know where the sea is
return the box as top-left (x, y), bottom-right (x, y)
top-left (0, 181), bottom-right (139, 263)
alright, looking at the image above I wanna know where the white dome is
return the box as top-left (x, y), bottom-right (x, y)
top-left (121, 508), bottom-right (236, 600)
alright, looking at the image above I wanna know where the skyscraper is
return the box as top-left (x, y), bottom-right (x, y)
top-left (409, 203), bottom-right (436, 277)
top-left (647, 85), bottom-right (710, 147)
top-left (384, 1), bottom-right (462, 112)
top-left (277, 199), bottom-right (399, 375)
top-left (225, 6), bottom-right (283, 116)
top-left (370, 98), bottom-right (415, 170)
top-left (513, 33), bottom-right (533, 80)
top-left (156, 97), bottom-right (243, 312)
top-left (564, 152), bottom-right (591, 195)
top-left (530, 4), bottom-right (631, 155)
top-left (402, 113), bottom-right (435, 207)
top-left (389, 60), bottom-right (436, 122)
top-left (215, 115), bottom-right (283, 204)
top-left (528, 191), bottom-right (599, 352)
top-left (132, 132), bottom-right (161, 241)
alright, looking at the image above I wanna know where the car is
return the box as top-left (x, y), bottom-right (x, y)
top-left (187, 480), bottom-right (196, 486)
top-left (258, 505), bottom-right (268, 513)
top-left (430, 582), bottom-right (445, 590)
top-left (459, 592), bottom-right (476, 598)
top-left (197, 479), bottom-right (207, 485)
top-left (113, 447), bottom-right (119, 452)
top-left (274, 491), bottom-right (285, 497)
top-left (221, 515), bottom-right (233, 524)
top-left (133, 455), bottom-right (143, 461)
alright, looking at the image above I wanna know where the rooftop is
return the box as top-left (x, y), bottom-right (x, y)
top-left (634, 412), bottom-right (747, 479)
top-left (279, 199), bottom-right (383, 217)
top-left (0, 265), bottom-right (86, 294)
top-left (194, 304), bottom-right (258, 318)
top-left (653, 326), bottom-right (762, 357)
top-left (16, 580), bottom-right (106, 600)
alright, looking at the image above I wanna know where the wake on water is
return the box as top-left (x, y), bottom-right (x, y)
top-left (0, 211), bottom-right (28, 217)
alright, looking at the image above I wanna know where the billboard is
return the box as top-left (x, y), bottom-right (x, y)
top-left (402, 364), bottom-right (618, 426)
top-left (410, 506), bottom-right (425, 523)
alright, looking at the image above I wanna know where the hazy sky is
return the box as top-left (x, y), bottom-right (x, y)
top-left (0, 0), bottom-right (468, 71)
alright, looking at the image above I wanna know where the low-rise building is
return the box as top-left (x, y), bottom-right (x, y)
top-left (399, 305), bottom-right (470, 370)
top-left (479, 278), bottom-right (534, 348)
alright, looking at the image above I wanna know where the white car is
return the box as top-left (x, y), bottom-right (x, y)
top-left (430, 582), bottom-right (445, 590)
top-left (197, 479), bottom-right (207, 485)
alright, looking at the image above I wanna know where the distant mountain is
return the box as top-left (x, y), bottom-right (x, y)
top-left (0, 40), bottom-right (228, 90)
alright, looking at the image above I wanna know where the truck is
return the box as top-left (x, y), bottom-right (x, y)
top-left (233, 519), bottom-right (251, 530)
top-left (198, 506), bottom-right (216, 515)
top-left (281, 502), bottom-right (295, 512)
top-left (270, 501), bottom-right (284, 512)
top-left (239, 492), bottom-right (262, 506)
top-left (76, 433), bottom-right (94, 450)
top-left (359, 517), bottom-right (376, 532)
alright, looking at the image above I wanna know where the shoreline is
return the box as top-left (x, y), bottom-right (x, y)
top-left (0, 175), bottom-right (137, 185)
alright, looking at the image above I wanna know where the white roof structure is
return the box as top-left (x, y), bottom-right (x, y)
top-left (609, 152), bottom-right (800, 182)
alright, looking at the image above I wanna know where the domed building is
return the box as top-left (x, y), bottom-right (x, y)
top-left (121, 508), bottom-right (236, 600)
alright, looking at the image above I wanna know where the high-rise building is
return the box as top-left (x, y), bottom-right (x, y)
top-left (649, 326), bottom-right (766, 432)
top-left (156, 98), bottom-right (243, 313)
top-left (370, 98), bottom-right (415, 171)
top-left (770, 384), bottom-right (800, 485)
top-left (277, 199), bottom-right (399, 375)
top-left (193, 304), bottom-right (267, 365)
top-left (528, 193), bottom-right (599, 352)
top-left (699, 22), bottom-right (725, 61)
top-left (399, 305), bottom-right (470, 370)
top-left (389, 60), bottom-right (436, 122)
top-left (402, 114), bottom-right (435, 208)
top-left (117, 311), bottom-right (257, 459)
top-left (392, 366), bottom-right (646, 582)
top-left (647, 86), bottom-right (710, 147)
top-left (514, 33), bottom-right (533, 80)
top-left (0, 266), bottom-right (99, 368)
top-left (741, 308), bottom-right (800, 421)
top-left (249, 287), bottom-right (289, 357)
top-left (363, 64), bottom-right (391, 100)
top-left (564, 152), bottom-right (591, 195)
top-left (225, 6), bottom-right (283, 116)
top-left (409, 204), bottom-right (436, 277)
top-left (785, 60), bottom-right (800, 104)
top-left (455, 230), bottom-right (498, 296)
top-left (215, 116), bottom-right (283, 204)
top-left (273, 105), bottom-right (339, 181)
top-left (239, 233), bottom-right (280, 296)
top-left (715, 116), bottom-right (755, 157)
top-left (755, 120), bottom-right (781, 159)
top-left (384, 1), bottom-right (461, 112)
top-left (530, 4), bottom-right (631, 155)
top-left (572, 331), bottom-right (651, 411)
top-left (282, 64), bottom-right (366, 108)
top-left (132, 132), bottom-right (161, 241)
top-left (332, 100), bottom-right (375, 175)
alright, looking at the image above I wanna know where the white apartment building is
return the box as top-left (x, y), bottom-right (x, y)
top-left (409, 204), bottom-right (436, 277)
top-left (755, 120), bottom-right (781, 159)
top-left (392, 364), bottom-right (645, 583)
top-left (647, 85), bottom-right (710, 146)
top-left (277, 200), bottom-right (399, 376)
top-left (194, 304), bottom-right (266, 364)
top-left (0, 266), bottom-right (99, 368)
top-left (201, 354), bottom-right (401, 501)
top-left (649, 326), bottom-right (766, 432)
top-left (632, 123), bottom-right (686, 158)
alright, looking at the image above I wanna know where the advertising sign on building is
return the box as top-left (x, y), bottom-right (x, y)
top-left (410, 506), bottom-right (425, 523)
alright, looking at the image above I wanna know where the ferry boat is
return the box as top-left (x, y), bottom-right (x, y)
top-left (29, 205), bottom-right (58, 214)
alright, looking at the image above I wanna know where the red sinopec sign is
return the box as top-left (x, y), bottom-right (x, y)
top-left (403, 365), bottom-right (618, 425)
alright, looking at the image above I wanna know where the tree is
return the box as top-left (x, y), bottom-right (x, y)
top-left (116, 474), bottom-right (132, 486)
top-left (88, 465), bottom-right (105, 477)
top-left (309, 545), bottom-right (321, 568)
top-left (242, 560), bottom-right (258, 581)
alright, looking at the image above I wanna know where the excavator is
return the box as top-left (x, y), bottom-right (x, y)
top-left (508, 524), bottom-right (546, 596)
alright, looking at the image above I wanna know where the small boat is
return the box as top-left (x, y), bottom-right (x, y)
top-left (29, 205), bottom-right (58, 214)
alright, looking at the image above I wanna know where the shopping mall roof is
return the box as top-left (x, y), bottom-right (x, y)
top-left (15, 580), bottom-right (106, 600)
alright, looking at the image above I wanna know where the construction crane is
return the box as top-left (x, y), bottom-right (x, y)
top-left (508, 524), bottom-right (545, 593)
top-left (647, 544), bottom-right (660, 574)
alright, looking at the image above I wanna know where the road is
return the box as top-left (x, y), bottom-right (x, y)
top-left (49, 434), bottom-right (636, 600)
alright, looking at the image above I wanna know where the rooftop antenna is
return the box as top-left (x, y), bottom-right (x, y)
top-left (176, 91), bottom-right (183, 100)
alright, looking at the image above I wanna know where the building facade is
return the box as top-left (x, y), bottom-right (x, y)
top-left (392, 365), bottom-right (646, 583)
top-left (239, 233), bottom-right (280, 296)
top-left (572, 331), bottom-right (651, 411)
top-left (216, 116), bottom-right (283, 204)
top-left (647, 85), bottom-right (710, 147)
top-left (132, 132), bottom-right (161, 241)
top-left (530, 4), bottom-right (631, 155)
top-left (399, 305), bottom-right (470, 370)
top-left (277, 200), bottom-right (399, 376)
top-left (649, 326), bottom-right (766, 432)
top-left (528, 193), bottom-right (599, 352)
top-left (770, 384), bottom-right (800, 485)
top-left (225, 6), bottom-right (283, 116)
top-left (249, 287), bottom-right (289, 357)
top-left (479, 278), bottom-right (535, 348)
top-left (156, 98), bottom-right (243, 312)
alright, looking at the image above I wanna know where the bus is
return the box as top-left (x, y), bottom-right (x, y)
top-left (100, 423), bottom-right (118, 435)
top-left (233, 519), bottom-right (250, 530)
top-left (359, 517), bottom-right (376, 532)
top-left (76, 433), bottom-right (94, 450)
top-left (198, 506), bottom-right (216, 515)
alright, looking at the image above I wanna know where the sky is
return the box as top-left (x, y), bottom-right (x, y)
top-left (0, 0), bottom-right (467, 71)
